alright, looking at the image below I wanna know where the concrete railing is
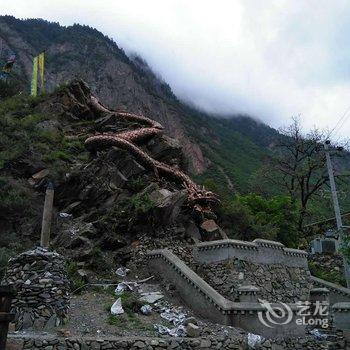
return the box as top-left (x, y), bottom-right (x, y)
top-left (147, 249), bottom-right (305, 338)
top-left (194, 239), bottom-right (308, 268)
top-left (311, 276), bottom-right (350, 305)
top-left (332, 302), bottom-right (350, 331)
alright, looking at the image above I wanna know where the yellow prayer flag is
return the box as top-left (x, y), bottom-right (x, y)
top-left (38, 52), bottom-right (45, 92)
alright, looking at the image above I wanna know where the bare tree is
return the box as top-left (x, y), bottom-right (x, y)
top-left (264, 117), bottom-right (329, 231)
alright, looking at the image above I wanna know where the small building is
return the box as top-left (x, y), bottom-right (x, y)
top-left (311, 236), bottom-right (339, 254)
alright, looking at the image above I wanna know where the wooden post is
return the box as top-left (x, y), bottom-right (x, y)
top-left (40, 182), bottom-right (54, 249)
top-left (0, 286), bottom-right (16, 350)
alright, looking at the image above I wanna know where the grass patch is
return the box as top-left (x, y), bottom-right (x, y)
top-left (92, 285), bottom-right (116, 296)
top-left (100, 192), bottom-right (156, 232)
top-left (309, 261), bottom-right (346, 287)
top-left (105, 291), bottom-right (144, 316)
top-left (66, 260), bottom-right (85, 294)
top-left (0, 93), bottom-right (87, 171)
top-left (107, 314), bottom-right (153, 332)
top-left (42, 150), bottom-right (72, 162)
top-left (0, 177), bottom-right (32, 216)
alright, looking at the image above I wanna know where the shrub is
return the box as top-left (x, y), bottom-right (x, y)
top-left (0, 177), bottom-right (32, 217)
top-left (309, 261), bottom-right (346, 287)
top-left (220, 194), bottom-right (299, 247)
top-left (0, 79), bottom-right (20, 99)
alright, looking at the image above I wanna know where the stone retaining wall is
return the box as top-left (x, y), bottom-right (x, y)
top-left (147, 249), bottom-right (305, 338)
top-left (197, 259), bottom-right (312, 303)
top-left (6, 332), bottom-right (341, 350)
top-left (333, 302), bottom-right (350, 331)
top-left (7, 333), bottom-right (246, 350)
top-left (311, 276), bottom-right (350, 305)
top-left (1, 247), bottom-right (70, 331)
top-left (195, 239), bottom-right (308, 268)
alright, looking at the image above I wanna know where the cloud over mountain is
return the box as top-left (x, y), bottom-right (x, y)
top-left (5, 0), bottom-right (350, 137)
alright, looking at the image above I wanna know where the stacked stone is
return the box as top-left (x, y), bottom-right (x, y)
top-left (198, 259), bottom-right (312, 303)
top-left (7, 333), bottom-right (346, 350)
top-left (8, 335), bottom-right (247, 350)
top-left (2, 246), bottom-right (70, 330)
top-left (260, 334), bottom-right (346, 349)
top-left (128, 233), bottom-right (199, 273)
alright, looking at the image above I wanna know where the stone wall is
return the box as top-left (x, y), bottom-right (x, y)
top-left (195, 239), bottom-right (308, 268)
top-left (147, 249), bottom-right (305, 338)
top-left (193, 239), bottom-right (311, 303)
top-left (7, 333), bottom-right (247, 350)
top-left (333, 302), bottom-right (350, 331)
top-left (2, 247), bottom-right (70, 331)
top-left (197, 258), bottom-right (312, 303)
top-left (7, 332), bottom-right (344, 350)
top-left (311, 276), bottom-right (350, 305)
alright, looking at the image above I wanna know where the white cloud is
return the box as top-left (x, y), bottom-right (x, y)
top-left (3, 0), bottom-right (350, 138)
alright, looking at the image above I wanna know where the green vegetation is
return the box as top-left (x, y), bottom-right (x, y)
top-left (107, 313), bottom-right (153, 331)
top-left (106, 292), bottom-right (153, 331)
top-left (3, 14), bottom-right (350, 258)
top-left (127, 178), bottom-right (148, 192)
top-left (220, 194), bottom-right (299, 247)
top-left (66, 261), bottom-right (85, 294)
top-left (101, 192), bottom-right (156, 232)
top-left (340, 235), bottom-right (350, 264)
top-left (119, 291), bottom-right (144, 315)
top-left (0, 93), bottom-right (84, 173)
top-left (309, 261), bottom-right (346, 287)
top-left (0, 176), bottom-right (32, 217)
top-left (0, 79), bottom-right (21, 99)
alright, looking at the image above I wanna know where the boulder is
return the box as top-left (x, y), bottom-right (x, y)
top-left (186, 323), bottom-right (201, 338)
top-left (200, 220), bottom-right (220, 238)
top-left (186, 221), bottom-right (202, 241)
top-left (99, 234), bottom-right (127, 250)
top-left (200, 220), bottom-right (227, 240)
top-left (147, 135), bottom-right (183, 165)
top-left (149, 188), bottom-right (187, 224)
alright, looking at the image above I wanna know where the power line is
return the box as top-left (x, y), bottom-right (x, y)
top-left (327, 105), bottom-right (350, 140)
top-left (324, 141), bottom-right (350, 287)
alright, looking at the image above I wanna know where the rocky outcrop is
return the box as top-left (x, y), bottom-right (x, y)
top-left (83, 86), bottom-right (219, 213)
top-left (0, 16), bottom-right (208, 174)
top-left (2, 247), bottom-right (70, 331)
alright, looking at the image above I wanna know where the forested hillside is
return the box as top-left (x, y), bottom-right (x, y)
top-left (1, 15), bottom-right (350, 248)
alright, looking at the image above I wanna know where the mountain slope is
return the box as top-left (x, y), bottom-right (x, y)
top-left (0, 15), bottom-right (278, 194)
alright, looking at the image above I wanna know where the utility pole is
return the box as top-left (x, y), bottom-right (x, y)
top-left (324, 140), bottom-right (350, 287)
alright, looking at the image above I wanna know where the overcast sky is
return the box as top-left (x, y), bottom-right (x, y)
top-left (4, 0), bottom-right (350, 139)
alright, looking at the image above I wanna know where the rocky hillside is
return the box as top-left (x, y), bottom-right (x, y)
top-left (0, 80), bottom-right (226, 276)
top-left (0, 15), bottom-right (279, 193)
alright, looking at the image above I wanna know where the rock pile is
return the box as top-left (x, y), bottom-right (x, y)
top-left (2, 247), bottom-right (70, 330)
top-left (128, 233), bottom-right (198, 273)
top-left (309, 253), bottom-right (344, 274)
